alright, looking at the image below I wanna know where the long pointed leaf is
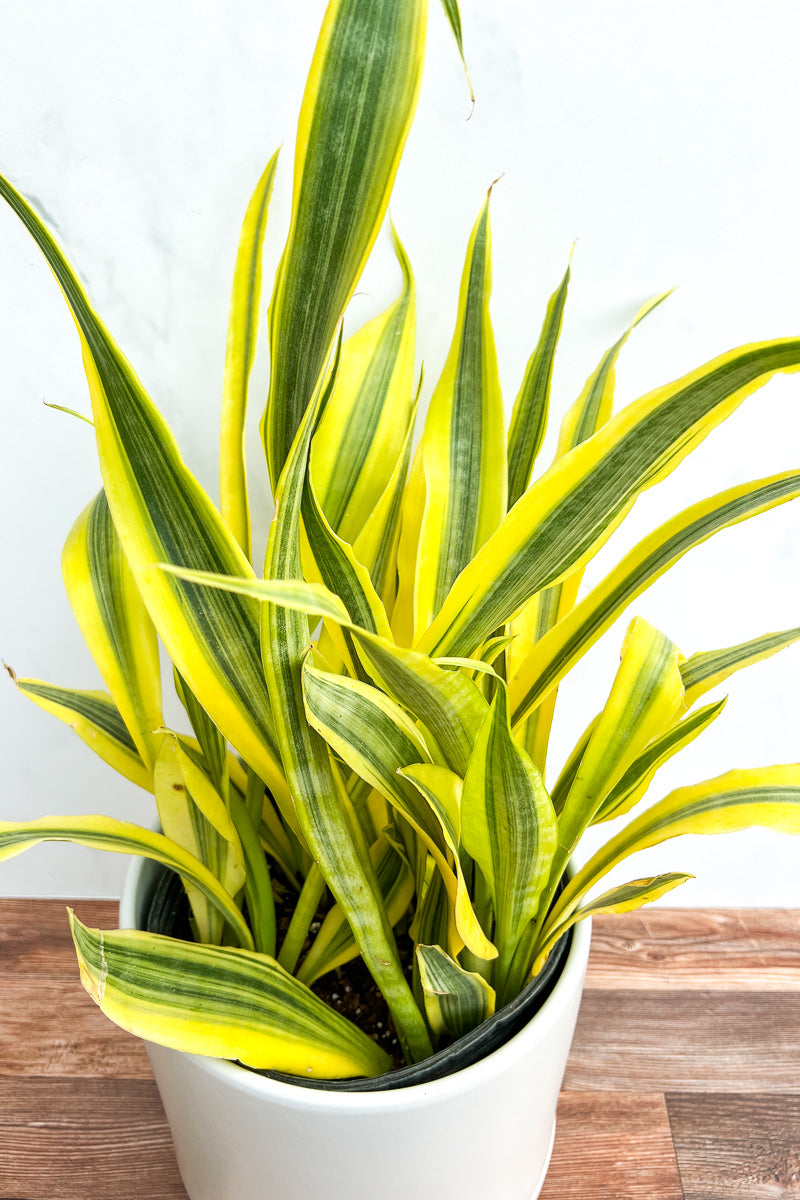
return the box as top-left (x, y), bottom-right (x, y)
top-left (220, 150), bottom-right (279, 558)
top-left (681, 625), bottom-right (800, 707)
top-left (69, 913), bottom-right (389, 1078)
top-left (263, 0), bottom-right (427, 485)
top-left (0, 816), bottom-right (251, 948)
top-left (509, 471), bottom-right (800, 729)
top-left (414, 189), bottom-right (506, 629)
top-left (418, 340), bottom-right (800, 658)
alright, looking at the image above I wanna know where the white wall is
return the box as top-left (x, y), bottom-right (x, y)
top-left (1, 1), bottom-right (798, 903)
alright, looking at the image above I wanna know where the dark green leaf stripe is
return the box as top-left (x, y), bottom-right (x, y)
top-left (17, 680), bottom-right (138, 754)
top-left (680, 625), bottom-right (800, 700)
top-left (507, 257), bottom-right (571, 507)
top-left (0, 816), bottom-right (251, 948)
top-left (353, 633), bottom-right (487, 775)
top-left (595, 699), bottom-right (727, 823)
top-left (420, 341), bottom-right (800, 659)
top-left (302, 663), bottom-right (445, 854)
top-left (509, 472), bottom-right (800, 728)
top-left (69, 915), bottom-right (389, 1078)
top-left (263, 0), bottom-right (427, 485)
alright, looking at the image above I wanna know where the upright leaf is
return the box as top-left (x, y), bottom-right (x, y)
top-left (220, 150), bottom-right (280, 559)
top-left (263, 0), bottom-right (428, 486)
top-left (460, 683), bottom-right (558, 997)
top-left (506, 255), bottom-right (571, 508)
top-left (260, 347), bottom-right (432, 1064)
top-left (414, 190), bottom-right (506, 630)
top-left (310, 226), bottom-right (417, 543)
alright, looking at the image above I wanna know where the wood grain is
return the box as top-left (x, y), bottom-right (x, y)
top-left (0, 1078), bottom-right (187, 1199)
top-left (539, 1092), bottom-right (683, 1200)
top-left (565, 991), bottom-right (800, 1094)
top-left (666, 1093), bottom-right (800, 1199)
top-left (587, 910), bottom-right (800, 991)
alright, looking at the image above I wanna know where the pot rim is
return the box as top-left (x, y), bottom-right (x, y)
top-left (120, 851), bottom-right (591, 1113)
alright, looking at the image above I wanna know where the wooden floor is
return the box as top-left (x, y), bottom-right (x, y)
top-left (2, 903), bottom-right (799, 1199)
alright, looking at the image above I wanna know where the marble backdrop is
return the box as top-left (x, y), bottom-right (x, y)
top-left (1, 0), bottom-right (798, 901)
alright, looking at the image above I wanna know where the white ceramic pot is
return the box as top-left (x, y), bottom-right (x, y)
top-left (120, 855), bottom-right (590, 1200)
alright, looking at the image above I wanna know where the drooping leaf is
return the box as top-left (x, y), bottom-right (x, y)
top-left (437, 0), bottom-right (474, 103)
top-left (543, 765), bottom-right (800, 945)
top-left (69, 913), bottom-right (390, 1079)
top-left (0, 175), bottom-right (292, 820)
top-left (62, 491), bottom-right (163, 773)
top-left (263, 0), bottom-right (428, 486)
top-left (13, 679), bottom-right (151, 790)
top-left (0, 815), bottom-right (251, 948)
top-left (417, 341), bottom-right (800, 659)
top-left (220, 149), bottom-right (280, 559)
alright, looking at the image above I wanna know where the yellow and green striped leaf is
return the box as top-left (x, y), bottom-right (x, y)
top-left (352, 633), bottom-right (487, 775)
top-left (153, 736), bottom-right (246, 945)
top-left (261, 348), bottom-right (432, 1064)
top-left (543, 765), bottom-right (800, 944)
top-left (353, 386), bottom-right (419, 616)
top-left (297, 835), bottom-right (414, 985)
top-left (69, 913), bottom-right (390, 1079)
top-left (460, 682), bottom-right (557, 995)
top-left (310, 225), bottom-right (417, 544)
top-left (555, 618), bottom-right (685, 862)
top-left (437, 0), bottom-right (474, 103)
top-left (0, 816), bottom-right (251, 948)
top-left (507, 255), bottom-right (571, 508)
top-left (681, 625), bottom-right (800, 708)
top-left (414, 190), bottom-right (506, 631)
top-left (399, 763), bottom-right (497, 961)
top-left (508, 290), bottom-right (671, 771)
top-left (417, 943), bottom-right (495, 1039)
top-left (594, 698), bottom-right (727, 823)
top-left (509, 472), bottom-right (800, 729)
top-left (0, 175), bottom-right (291, 818)
top-left (220, 150), bottom-right (280, 559)
top-left (13, 679), bottom-right (150, 790)
top-left (263, 0), bottom-right (427, 486)
top-left (532, 872), bottom-right (692, 973)
top-left (173, 671), bottom-right (229, 801)
top-left (62, 491), bottom-right (163, 773)
top-left (418, 340), bottom-right (800, 659)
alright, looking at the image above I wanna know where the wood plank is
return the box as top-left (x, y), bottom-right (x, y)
top-left (0, 1078), bottom-right (186, 1199)
top-left (666, 1093), bottom-right (800, 1199)
top-left (587, 909), bottom-right (800, 991)
top-left (565, 991), bottom-right (800, 1093)
top-left (0, 899), bottom-right (118, 979)
top-left (540, 1091), bottom-right (684, 1200)
top-left (0, 979), bottom-right (151, 1078)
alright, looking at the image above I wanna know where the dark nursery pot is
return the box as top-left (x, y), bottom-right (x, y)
top-left (121, 855), bottom-right (590, 1200)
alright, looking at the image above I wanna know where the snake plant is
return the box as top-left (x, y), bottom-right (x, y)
top-left (3, 0), bottom-right (800, 1079)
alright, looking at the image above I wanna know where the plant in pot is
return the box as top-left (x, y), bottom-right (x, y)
top-left (2, 1), bottom-right (800, 1198)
